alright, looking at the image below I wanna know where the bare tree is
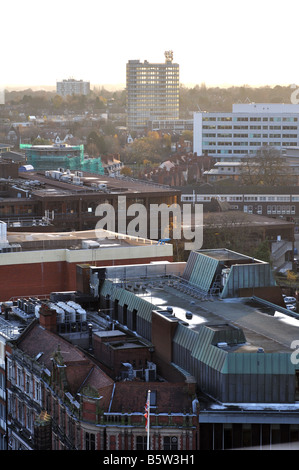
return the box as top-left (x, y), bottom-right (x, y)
top-left (240, 146), bottom-right (289, 186)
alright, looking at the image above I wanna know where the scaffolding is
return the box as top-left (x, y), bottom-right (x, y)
top-left (20, 144), bottom-right (104, 175)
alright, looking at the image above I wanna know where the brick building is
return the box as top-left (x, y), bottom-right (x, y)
top-left (4, 302), bottom-right (198, 450)
top-left (0, 227), bottom-right (173, 301)
top-left (0, 169), bottom-right (180, 234)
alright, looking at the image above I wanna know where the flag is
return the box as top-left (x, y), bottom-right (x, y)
top-left (144, 390), bottom-right (151, 450)
top-left (144, 400), bottom-right (149, 430)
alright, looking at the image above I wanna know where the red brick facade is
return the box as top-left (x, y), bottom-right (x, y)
top-left (0, 256), bottom-right (172, 301)
top-left (5, 306), bottom-right (199, 450)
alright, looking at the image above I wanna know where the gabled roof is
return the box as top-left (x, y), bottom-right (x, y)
top-left (15, 322), bottom-right (114, 403)
top-left (109, 381), bottom-right (194, 414)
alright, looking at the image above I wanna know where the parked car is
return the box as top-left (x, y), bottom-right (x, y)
top-left (284, 296), bottom-right (297, 304)
top-left (185, 311), bottom-right (193, 320)
top-left (286, 304), bottom-right (297, 311)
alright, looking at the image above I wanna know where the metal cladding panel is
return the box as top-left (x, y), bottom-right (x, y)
top-left (182, 250), bottom-right (198, 281)
top-left (221, 263), bottom-right (276, 298)
top-left (100, 280), bottom-right (153, 340)
top-left (172, 325), bottom-right (198, 372)
top-left (100, 280), bottom-right (154, 321)
top-left (221, 373), bottom-right (296, 403)
top-left (223, 351), bottom-right (295, 375)
top-left (173, 323), bottom-right (198, 349)
top-left (100, 280), bottom-right (114, 297)
top-left (190, 325), bottom-right (228, 372)
top-left (188, 254), bottom-right (219, 292)
top-left (117, 290), bottom-right (154, 323)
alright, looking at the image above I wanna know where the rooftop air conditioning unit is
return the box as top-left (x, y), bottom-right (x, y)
top-left (145, 368), bottom-right (156, 382)
top-left (82, 240), bottom-right (100, 249)
top-left (133, 369), bottom-right (143, 379)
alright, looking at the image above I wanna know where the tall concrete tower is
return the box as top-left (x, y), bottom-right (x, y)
top-left (126, 51), bottom-right (179, 133)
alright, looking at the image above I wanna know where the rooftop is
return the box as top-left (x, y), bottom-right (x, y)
top-left (17, 170), bottom-right (177, 196)
top-left (183, 181), bottom-right (299, 196)
top-left (98, 249), bottom-right (295, 356)
top-left (6, 228), bottom-right (159, 252)
top-left (135, 282), bottom-right (295, 354)
top-left (194, 248), bottom-right (258, 262)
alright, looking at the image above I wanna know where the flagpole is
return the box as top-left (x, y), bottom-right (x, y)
top-left (147, 389), bottom-right (151, 450)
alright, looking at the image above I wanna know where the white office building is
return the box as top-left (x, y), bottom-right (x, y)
top-left (56, 79), bottom-right (90, 97)
top-left (193, 103), bottom-right (299, 160)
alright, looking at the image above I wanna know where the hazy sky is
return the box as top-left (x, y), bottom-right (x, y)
top-left (2, 0), bottom-right (299, 90)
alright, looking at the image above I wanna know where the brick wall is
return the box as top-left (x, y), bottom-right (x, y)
top-left (0, 256), bottom-right (173, 301)
top-left (151, 311), bottom-right (179, 364)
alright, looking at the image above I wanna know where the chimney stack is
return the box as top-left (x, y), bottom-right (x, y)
top-left (39, 303), bottom-right (57, 332)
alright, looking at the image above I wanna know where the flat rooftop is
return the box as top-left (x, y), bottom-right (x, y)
top-left (7, 229), bottom-right (159, 251)
top-left (17, 171), bottom-right (178, 196)
top-left (196, 248), bottom-right (259, 262)
top-left (131, 281), bottom-right (299, 354)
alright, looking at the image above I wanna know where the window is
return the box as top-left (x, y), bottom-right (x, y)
top-left (34, 380), bottom-right (42, 403)
top-left (25, 373), bottom-right (31, 395)
top-left (17, 367), bottom-right (24, 389)
top-left (136, 436), bottom-right (147, 450)
top-left (223, 424), bottom-right (233, 449)
top-left (0, 402), bottom-right (5, 422)
top-left (85, 432), bottom-right (96, 450)
top-left (163, 436), bottom-right (178, 450)
top-left (18, 400), bottom-right (24, 425)
top-left (150, 390), bottom-right (157, 408)
top-left (242, 424), bottom-right (252, 447)
top-left (0, 373), bottom-right (5, 392)
top-left (26, 407), bottom-right (33, 432)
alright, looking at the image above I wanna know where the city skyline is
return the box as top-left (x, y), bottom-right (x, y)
top-left (1, 0), bottom-right (299, 90)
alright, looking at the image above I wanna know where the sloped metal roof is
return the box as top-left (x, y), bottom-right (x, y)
top-left (191, 325), bottom-right (228, 372)
top-left (183, 251), bottom-right (219, 292)
top-left (173, 323), bottom-right (228, 372)
top-left (101, 280), bottom-right (155, 322)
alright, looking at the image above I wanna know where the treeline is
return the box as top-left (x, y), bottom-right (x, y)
top-left (2, 84), bottom-right (296, 116)
top-left (2, 87), bottom-right (126, 114)
top-left (179, 83), bottom-right (296, 116)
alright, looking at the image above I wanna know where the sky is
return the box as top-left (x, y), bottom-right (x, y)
top-left (1, 0), bottom-right (299, 90)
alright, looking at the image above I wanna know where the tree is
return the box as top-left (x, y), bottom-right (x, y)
top-left (86, 142), bottom-right (100, 158)
top-left (240, 146), bottom-right (289, 186)
top-left (120, 166), bottom-right (133, 176)
top-left (124, 132), bottom-right (171, 165)
top-left (286, 270), bottom-right (299, 290)
top-left (254, 239), bottom-right (271, 263)
top-left (52, 94), bottom-right (64, 110)
top-left (32, 137), bottom-right (51, 145)
top-left (87, 131), bottom-right (106, 154)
